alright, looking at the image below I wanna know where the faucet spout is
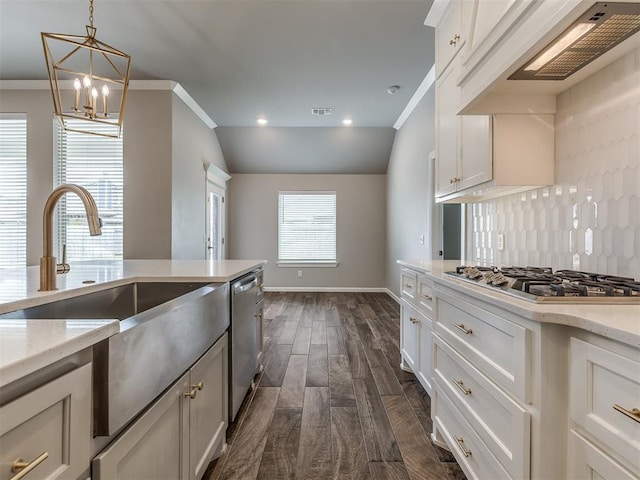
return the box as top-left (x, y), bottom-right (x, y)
top-left (40, 184), bottom-right (102, 291)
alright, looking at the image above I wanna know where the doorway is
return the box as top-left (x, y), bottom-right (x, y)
top-left (206, 181), bottom-right (225, 260)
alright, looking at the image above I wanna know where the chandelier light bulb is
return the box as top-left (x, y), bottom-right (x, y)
top-left (102, 85), bottom-right (109, 117)
top-left (83, 75), bottom-right (91, 88)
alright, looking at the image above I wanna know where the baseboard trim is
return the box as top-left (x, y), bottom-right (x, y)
top-left (264, 287), bottom-right (388, 293)
top-left (385, 289), bottom-right (401, 304)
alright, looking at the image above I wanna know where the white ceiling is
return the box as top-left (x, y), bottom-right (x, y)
top-left (0, 0), bottom-right (435, 128)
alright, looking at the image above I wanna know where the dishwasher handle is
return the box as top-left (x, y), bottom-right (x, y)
top-left (233, 276), bottom-right (257, 294)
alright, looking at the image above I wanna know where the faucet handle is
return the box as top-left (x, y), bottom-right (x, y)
top-left (56, 244), bottom-right (70, 275)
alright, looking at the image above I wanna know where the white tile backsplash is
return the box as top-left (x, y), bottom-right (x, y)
top-left (470, 47), bottom-right (640, 279)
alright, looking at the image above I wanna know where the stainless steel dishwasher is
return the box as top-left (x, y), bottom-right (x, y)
top-left (230, 269), bottom-right (262, 421)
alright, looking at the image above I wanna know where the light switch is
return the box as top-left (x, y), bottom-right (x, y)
top-left (419, 234), bottom-right (425, 245)
top-left (497, 233), bottom-right (505, 251)
top-left (297, 270), bottom-right (303, 278)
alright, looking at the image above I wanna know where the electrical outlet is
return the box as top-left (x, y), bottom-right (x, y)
top-left (419, 234), bottom-right (425, 245)
top-left (497, 233), bottom-right (505, 251)
top-left (297, 270), bottom-right (303, 278)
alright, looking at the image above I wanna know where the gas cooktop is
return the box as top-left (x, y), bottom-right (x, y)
top-left (445, 266), bottom-right (640, 304)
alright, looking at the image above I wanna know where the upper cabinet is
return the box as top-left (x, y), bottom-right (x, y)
top-left (435, 0), bottom-right (474, 77)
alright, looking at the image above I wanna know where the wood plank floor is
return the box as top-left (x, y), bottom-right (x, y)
top-left (205, 292), bottom-right (467, 480)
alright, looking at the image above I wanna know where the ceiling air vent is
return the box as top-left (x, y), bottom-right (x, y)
top-left (509, 2), bottom-right (640, 80)
top-left (311, 108), bottom-right (332, 116)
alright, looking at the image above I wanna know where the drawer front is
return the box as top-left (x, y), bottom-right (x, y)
top-left (433, 386), bottom-right (511, 480)
top-left (400, 269), bottom-right (418, 302)
top-left (417, 276), bottom-right (434, 317)
top-left (435, 289), bottom-right (529, 401)
top-left (570, 338), bottom-right (640, 471)
top-left (434, 336), bottom-right (530, 479)
top-left (568, 429), bottom-right (638, 480)
top-left (0, 363), bottom-right (92, 480)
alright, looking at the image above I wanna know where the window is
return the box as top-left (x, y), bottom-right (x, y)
top-left (0, 114), bottom-right (27, 269)
top-left (278, 191), bottom-right (337, 265)
top-left (54, 120), bottom-right (123, 261)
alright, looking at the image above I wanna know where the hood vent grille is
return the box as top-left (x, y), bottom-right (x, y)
top-left (509, 3), bottom-right (640, 81)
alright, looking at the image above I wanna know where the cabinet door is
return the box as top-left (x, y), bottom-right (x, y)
top-left (188, 334), bottom-right (228, 480)
top-left (436, 1), bottom-right (463, 76)
top-left (400, 301), bottom-right (419, 372)
top-left (468, 0), bottom-right (516, 54)
top-left (458, 115), bottom-right (492, 191)
top-left (0, 364), bottom-right (91, 480)
top-left (568, 429), bottom-right (637, 480)
top-left (417, 316), bottom-right (433, 395)
top-left (436, 60), bottom-right (461, 198)
top-left (93, 373), bottom-right (189, 480)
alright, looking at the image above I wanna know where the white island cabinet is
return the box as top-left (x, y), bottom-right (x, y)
top-left (93, 333), bottom-right (228, 480)
top-left (0, 363), bottom-right (92, 480)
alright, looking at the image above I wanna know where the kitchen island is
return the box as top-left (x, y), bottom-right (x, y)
top-left (0, 259), bottom-right (265, 480)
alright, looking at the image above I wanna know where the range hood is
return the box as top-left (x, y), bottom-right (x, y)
top-left (509, 2), bottom-right (640, 80)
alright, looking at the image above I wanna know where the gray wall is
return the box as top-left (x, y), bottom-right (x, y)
top-left (0, 87), bottom-right (228, 263)
top-left (171, 94), bottom-right (228, 259)
top-left (386, 86), bottom-right (436, 297)
top-left (228, 174), bottom-right (386, 289)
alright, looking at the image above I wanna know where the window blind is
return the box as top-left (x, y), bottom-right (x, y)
top-left (278, 191), bottom-right (336, 262)
top-left (0, 114), bottom-right (27, 269)
top-left (55, 120), bottom-right (123, 261)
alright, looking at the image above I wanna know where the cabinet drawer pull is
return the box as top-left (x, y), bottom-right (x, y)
top-left (193, 381), bottom-right (204, 391)
top-left (405, 283), bottom-right (413, 289)
top-left (453, 323), bottom-right (473, 335)
top-left (613, 404), bottom-right (640, 423)
top-left (453, 378), bottom-right (472, 395)
top-left (184, 388), bottom-right (198, 399)
top-left (10, 452), bottom-right (48, 479)
top-left (454, 436), bottom-right (472, 457)
top-left (449, 34), bottom-right (460, 46)
top-left (422, 294), bottom-right (433, 301)
top-left (409, 316), bottom-right (418, 325)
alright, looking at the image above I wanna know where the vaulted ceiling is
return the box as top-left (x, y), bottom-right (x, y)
top-left (0, 0), bottom-right (435, 172)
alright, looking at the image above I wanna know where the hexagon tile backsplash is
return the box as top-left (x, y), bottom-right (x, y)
top-left (470, 47), bottom-right (640, 279)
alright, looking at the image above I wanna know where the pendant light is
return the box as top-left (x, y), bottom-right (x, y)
top-left (41, 0), bottom-right (131, 138)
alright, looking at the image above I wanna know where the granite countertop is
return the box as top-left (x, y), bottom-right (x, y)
top-left (397, 259), bottom-right (640, 348)
top-left (0, 259), bottom-right (266, 388)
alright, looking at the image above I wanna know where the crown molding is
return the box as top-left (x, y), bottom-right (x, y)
top-left (393, 64), bottom-right (435, 130)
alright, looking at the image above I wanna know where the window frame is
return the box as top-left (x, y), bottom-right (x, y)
top-left (277, 190), bottom-right (338, 268)
top-left (0, 113), bottom-right (27, 269)
top-left (54, 119), bottom-right (124, 262)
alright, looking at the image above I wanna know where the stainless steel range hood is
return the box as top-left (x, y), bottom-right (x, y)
top-left (509, 2), bottom-right (640, 80)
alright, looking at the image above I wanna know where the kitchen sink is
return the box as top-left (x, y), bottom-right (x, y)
top-left (0, 281), bottom-right (230, 436)
top-left (0, 282), bottom-right (210, 322)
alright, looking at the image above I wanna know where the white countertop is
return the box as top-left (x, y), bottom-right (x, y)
top-left (398, 259), bottom-right (640, 348)
top-left (0, 259), bottom-right (266, 388)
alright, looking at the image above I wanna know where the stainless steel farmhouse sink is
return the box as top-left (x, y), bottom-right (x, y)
top-left (0, 282), bottom-right (230, 436)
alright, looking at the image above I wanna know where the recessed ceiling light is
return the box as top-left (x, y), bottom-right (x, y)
top-left (257, 117), bottom-right (268, 125)
top-left (342, 118), bottom-right (353, 126)
top-left (387, 85), bottom-right (400, 95)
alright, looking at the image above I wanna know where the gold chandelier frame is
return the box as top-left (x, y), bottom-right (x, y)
top-left (41, 0), bottom-right (131, 138)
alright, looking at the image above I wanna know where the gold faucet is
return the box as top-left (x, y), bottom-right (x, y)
top-left (40, 184), bottom-right (102, 291)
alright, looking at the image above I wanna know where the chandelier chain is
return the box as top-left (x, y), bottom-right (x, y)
top-left (88, 0), bottom-right (94, 28)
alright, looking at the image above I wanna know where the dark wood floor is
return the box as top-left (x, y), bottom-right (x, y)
top-left (205, 292), bottom-right (466, 480)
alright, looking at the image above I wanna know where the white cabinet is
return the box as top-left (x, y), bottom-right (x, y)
top-left (399, 267), bottom-right (434, 395)
top-left (435, 56), bottom-right (555, 202)
top-left (0, 364), bottom-right (92, 480)
top-left (568, 430), bottom-right (638, 480)
top-left (93, 333), bottom-right (228, 480)
top-left (568, 337), bottom-right (640, 478)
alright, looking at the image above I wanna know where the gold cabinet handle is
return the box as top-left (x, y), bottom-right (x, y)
top-left (453, 378), bottom-right (472, 395)
top-left (453, 323), bottom-right (473, 335)
top-left (449, 34), bottom-right (460, 46)
top-left (405, 283), bottom-right (413, 289)
top-left (192, 381), bottom-right (204, 391)
top-left (10, 452), bottom-right (48, 480)
top-left (422, 294), bottom-right (433, 301)
top-left (409, 316), bottom-right (418, 325)
top-left (613, 404), bottom-right (640, 424)
top-left (454, 436), bottom-right (472, 457)
top-left (184, 389), bottom-right (198, 399)
top-left (256, 312), bottom-right (263, 319)
top-left (449, 178), bottom-right (455, 184)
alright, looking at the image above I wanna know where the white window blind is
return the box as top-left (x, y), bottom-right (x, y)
top-left (54, 120), bottom-right (123, 261)
top-left (278, 191), bottom-right (336, 263)
top-left (0, 114), bottom-right (27, 269)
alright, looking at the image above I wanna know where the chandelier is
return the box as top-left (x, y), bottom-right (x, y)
top-left (41, 0), bottom-right (131, 138)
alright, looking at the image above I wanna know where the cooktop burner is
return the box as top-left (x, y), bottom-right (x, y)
top-left (445, 266), bottom-right (640, 304)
